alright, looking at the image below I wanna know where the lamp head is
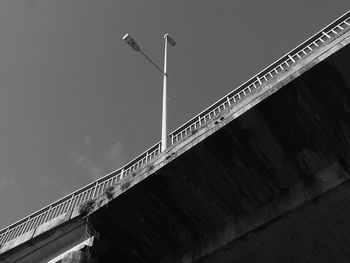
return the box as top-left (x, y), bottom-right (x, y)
top-left (123, 33), bottom-right (141, 51)
top-left (164, 34), bottom-right (176, 46)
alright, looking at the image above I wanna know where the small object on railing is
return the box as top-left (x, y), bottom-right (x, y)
top-left (78, 199), bottom-right (96, 216)
top-left (104, 186), bottom-right (114, 200)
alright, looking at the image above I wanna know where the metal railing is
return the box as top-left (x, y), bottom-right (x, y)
top-left (0, 142), bottom-right (161, 245)
top-left (169, 10), bottom-right (350, 145)
top-left (0, 10), bottom-right (349, 247)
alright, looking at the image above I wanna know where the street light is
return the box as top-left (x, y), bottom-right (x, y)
top-left (122, 33), bottom-right (176, 152)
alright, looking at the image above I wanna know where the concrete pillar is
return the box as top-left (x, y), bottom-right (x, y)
top-left (60, 247), bottom-right (98, 263)
top-left (61, 250), bottom-right (87, 263)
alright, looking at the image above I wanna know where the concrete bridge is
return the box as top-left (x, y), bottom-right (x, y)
top-left (1, 10), bottom-right (350, 263)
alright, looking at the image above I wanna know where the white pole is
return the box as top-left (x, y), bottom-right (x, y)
top-left (123, 33), bottom-right (175, 152)
top-left (161, 35), bottom-right (168, 152)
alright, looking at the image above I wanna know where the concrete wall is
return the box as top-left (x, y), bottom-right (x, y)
top-left (196, 181), bottom-right (350, 263)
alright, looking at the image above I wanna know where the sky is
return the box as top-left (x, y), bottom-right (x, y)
top-left (0, 1), bottom-right (349, 229)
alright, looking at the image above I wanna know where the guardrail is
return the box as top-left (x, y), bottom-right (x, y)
top-left (169, 10), bottom-right (350, 145)
top-left (0, 10), bottom-right (350, 247)
top-left (0, 142), bottom-right (161, 245)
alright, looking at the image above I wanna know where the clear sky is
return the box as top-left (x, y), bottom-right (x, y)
top-left (0, 1), bottom-right (349, 229)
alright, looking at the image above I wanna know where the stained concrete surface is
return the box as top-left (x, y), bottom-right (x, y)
top-left (196, 181), bottom-right (350, 263)
top-left (86, 33), bottom-right (350, 262)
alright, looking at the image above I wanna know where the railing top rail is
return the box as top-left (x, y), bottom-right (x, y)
top-left (169, 10), bottom-right (350, 137)
top-left (123, 142), bottom-right (161, 170)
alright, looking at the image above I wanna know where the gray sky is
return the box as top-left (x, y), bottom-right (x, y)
top-left (0, 1), bottom-right (349, 229)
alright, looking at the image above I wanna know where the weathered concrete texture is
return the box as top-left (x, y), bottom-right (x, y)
top-left (86, 33), bottom-right (350, 262)
top-left (0, 215), bottom-right (87, 263)
top-left (196, 181), bottom-right (350, 263)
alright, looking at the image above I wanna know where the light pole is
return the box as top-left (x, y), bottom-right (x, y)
top-left (122, 33), bottom-right (176, 152)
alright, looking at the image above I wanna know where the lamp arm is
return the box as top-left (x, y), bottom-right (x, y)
top-left (139, 50), bottom-right (167, 76)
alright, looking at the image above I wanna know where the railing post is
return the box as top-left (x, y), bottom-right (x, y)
top-left (4, 227), bottom-right (11, 243)
top-left (22, 217), bottom-right (32, 233)
top-left (288, 54), bottom-right (295, 63)
top-left (120, 168), bottom-right (124, 179)
top-left (257, 76), bottom-right (262, 85)
top-left (322, 31), bottom-right (331, 38)
top-left (227, 97), bottom-right (231, 106)
top-left (92, 182), bottom-right (99, 198)
top-left (43, 206), bottom-right (52, 224)
top-left (0, 228), bottom-right (9, 244)
top-left (68, 194), bottom-right (75, 211)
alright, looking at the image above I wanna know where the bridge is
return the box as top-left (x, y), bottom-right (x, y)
top-left (1, 9), bottom-right (350, 263)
